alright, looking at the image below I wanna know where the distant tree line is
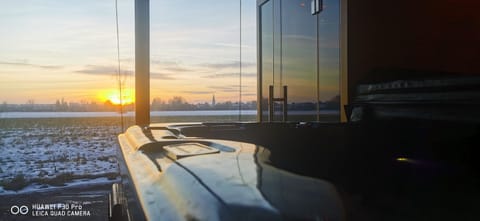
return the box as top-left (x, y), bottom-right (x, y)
top-left (0, 96), bottom-right (256, 112)
top-left (0, 99), bottom-right (132, 112)
top-left (0, 95), bottom-right (339, 112)
top-left (151, 96), bottom-right (257, 111)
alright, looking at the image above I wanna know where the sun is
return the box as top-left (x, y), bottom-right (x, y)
top-left (99, 89), bottom-right (134, 105)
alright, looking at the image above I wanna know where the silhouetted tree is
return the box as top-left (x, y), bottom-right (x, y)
top-left (26, 99), bottom-right (35, 111)
top-left (0, 101), bottom-right (7, 112)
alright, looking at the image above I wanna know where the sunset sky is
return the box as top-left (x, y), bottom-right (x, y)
top-left (0, 0), bottom-right (257, 105)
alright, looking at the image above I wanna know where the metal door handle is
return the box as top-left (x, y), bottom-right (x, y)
top-left (311, 0), bottom-right (323, 15)
top-left (268, 85), bottom-right (288, 122)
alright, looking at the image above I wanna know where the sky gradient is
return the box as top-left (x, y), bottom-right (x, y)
top-left (0, 0), bottom-right (257, 104)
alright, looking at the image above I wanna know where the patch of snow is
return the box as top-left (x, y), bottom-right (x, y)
top-left (0, 177), bottom-right (120, 196)
top-left (0, 118), bottom-right (121, 194)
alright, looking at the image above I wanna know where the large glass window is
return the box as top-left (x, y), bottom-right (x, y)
top-left (260, 1), bottom-right (274, 121)
top-left (282, 0), bottom-right (318, 122)
top-left (0, 1), bottom-right (135, 217)
top-left (0, 0), bottom-right (135, 111)
top-left (258, 0), bottom-right (340, 122)
top-left (150, 0), bottom-right (257, 122)
top-left (317, 0), bottom-right (341, 122)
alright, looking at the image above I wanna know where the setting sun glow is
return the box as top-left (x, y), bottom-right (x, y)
top-left (0, 1), bottom-right (257, 105)
top-left (99, 89), bottom-right (134, 105)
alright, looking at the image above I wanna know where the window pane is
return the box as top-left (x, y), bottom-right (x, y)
top-left (260, 0), bottom-right (274, 121)
top-left (150, 0), bottom-right (257, 122)
top-left (318, 0), bottom-right (340, 122)
top-left (282, 0), bottom-right (318, 122)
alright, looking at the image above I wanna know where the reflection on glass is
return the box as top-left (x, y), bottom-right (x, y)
top-left (259, 0), bottom-right (340, 122)
top-left (261, 1), bottom-right (273, 121)
top-left (150, 1), bottom-right (257, 123)
top-left (318, 0), bottom-right (340, 122)
top-left (282, 0), bottom-right (317, 122)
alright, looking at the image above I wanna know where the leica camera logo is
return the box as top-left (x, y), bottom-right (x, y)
top-left (10, 205), bottom-right (29, 215)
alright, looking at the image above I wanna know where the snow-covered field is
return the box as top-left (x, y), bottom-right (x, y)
top-left (0, 113), bottom-right (257, 195)
top-left (0, 117), bottom-right (127, 194)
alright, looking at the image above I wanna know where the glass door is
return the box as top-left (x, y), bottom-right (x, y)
top-left (259, 0), bottom-right (340, 122)
top-left (281, 0), bottom-right (318, 122)
top-left (317, 0), bottom-right (341, 122)
top-left (260, 0), bottom-right (284, 122)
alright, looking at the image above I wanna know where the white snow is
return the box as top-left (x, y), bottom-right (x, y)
top-left (0, 118), bottom-right (121, 194)
top-left (0, 177), bottom-right (120, 195)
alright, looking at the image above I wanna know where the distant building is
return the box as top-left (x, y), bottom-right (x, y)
top-left (212, 94), bottom-right (216, 107)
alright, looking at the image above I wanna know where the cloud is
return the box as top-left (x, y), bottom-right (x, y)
top-left (199, 61), bottom-right (255, 69)
top-left (241, 93), bottom-right (257, 97)
top-left (212, 43), bottom-right (255, 49)
top-left (75, 65), bottom-right (176, 80)
top-left (151, 60), bottom-right (179, 66)
top-left (162, 66), bottom-right (191, 73)
top-left (208, 85), bottom-right (250, 93)
top-left (0, 61), bottom-right (63, 69)
top-left (75, 65), bottom-right (124, 75)
top-left (202, 72), bottom-right (256, 79)
top-left (152, 60), bottom-right (257, 77)
top-left (181, 90), bottom-right (212, 95)
top-left (152, 60), bottom-right (191, 72)
top-left (151, 72), bottom-right (176, 80)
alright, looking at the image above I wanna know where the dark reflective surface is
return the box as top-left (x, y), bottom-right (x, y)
top-left (120, 123), bottom-right (347, 220)
top-left (259, 0), bottom-right (340, 122)
top-left (318, 0), bottom-right (341, 121)
top-left (282, 0), bottom-right (318, 121)
top-left (261, 0), bottom-right (273, 121)
top-left (255, 146), bottom-right (345, 220)
top-left (175, 120), bottom-right (480, 220)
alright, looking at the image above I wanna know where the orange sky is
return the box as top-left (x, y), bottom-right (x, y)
top-left (0, 0), bottom-right (257, 105)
